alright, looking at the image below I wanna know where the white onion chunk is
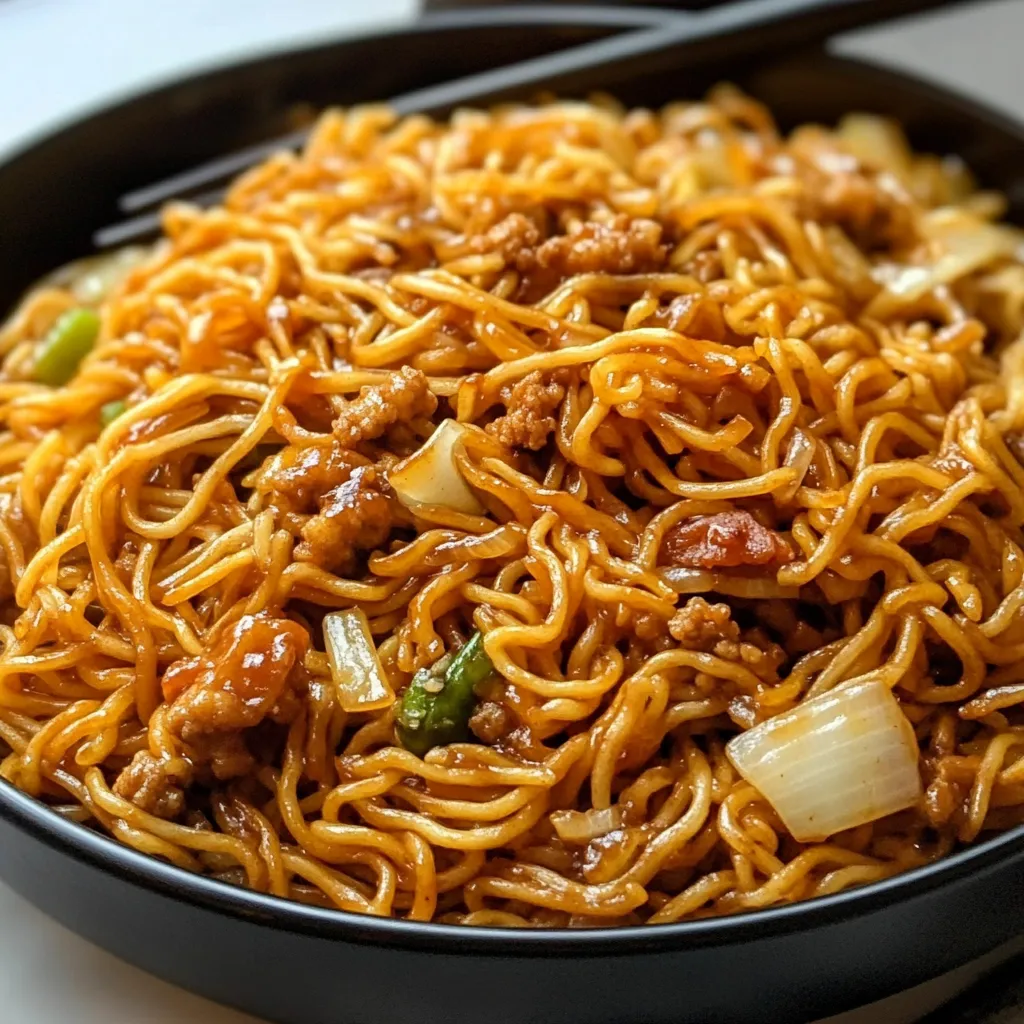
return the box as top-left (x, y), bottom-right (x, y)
top-left (388, 419), bottom-right (484, 515)
top-left (725, 680), bottom-right (921, 842)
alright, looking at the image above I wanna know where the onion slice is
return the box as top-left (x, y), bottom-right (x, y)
top-left (836, 114), bottom-right (913, 181)
top-left (388, 419), bottom-right (484, 515)
top-left (661, 567), bottom-right (799, 600)
top-left (778, 429), bottom-right (815, 503)
top-left (725, 680), bottom-right (921, 842)
top-left (871, 207), bottom-right (1023, 314)
top-left (323, 608), bottom-right (395, 713)
top-left (550, 807), bottom-right (623, 844)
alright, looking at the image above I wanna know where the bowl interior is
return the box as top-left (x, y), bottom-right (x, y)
top-left (1, 8), bottom-right (1024, 950)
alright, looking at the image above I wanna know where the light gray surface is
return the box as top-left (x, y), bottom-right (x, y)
top-left (0, 1), bottom-right (1021, 1022)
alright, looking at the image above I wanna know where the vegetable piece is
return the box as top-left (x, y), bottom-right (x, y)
top-left (550, 807), bottom-right (623, 844)
top-left (323, 608), bottom-right (395, 713)
top-left (660, 567), bottom-right (799, 600)
top-left (395, 630), bottom-right (493, 757)
top-left (725, 680), bottom-right (921, 843)
top-left (100, 399), bottom-right (126, 426)
top-left (836, 114), bottom-right (912, 181)
top-left (870, 208), bottom-right (1023, 314)
top-left (661, 511), bottom-right (792, 570)
top-left (43, 245), bottom-right (149, 305)
top-left (777, 429), bottom-right (815, 503)
top-left (34, 308), bottom-right (101, 386)
top-left (388, 419), bottom-right (484, 515)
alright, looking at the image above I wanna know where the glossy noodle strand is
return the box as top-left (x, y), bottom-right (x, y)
top-left (1, 90), bottom-right (1024, 926)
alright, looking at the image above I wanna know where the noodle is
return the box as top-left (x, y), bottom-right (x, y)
top-left (2, 87), bottom-right (1024, 928)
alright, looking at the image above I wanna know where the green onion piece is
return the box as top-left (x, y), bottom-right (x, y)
top-left (34, 308), bottom-right (101, 386)
top-left (100, 399), bottom-right (126, 426)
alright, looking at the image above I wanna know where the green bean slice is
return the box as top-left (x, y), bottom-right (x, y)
top-left (34, 308), bottom-right (101, 387)
top-left (100, 399), bottom-right (126, 425)
top-left (395, 631), bottom-right (493, 757)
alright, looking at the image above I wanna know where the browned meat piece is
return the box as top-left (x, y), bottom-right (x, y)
top-left (262, 440), bottom-right (393, 572)
top-left (670, 598), bottom-right (784, 685)
top-left (486, 370), bottom-right (566, 450)
top-left (113, 613), bottom-right (308, 812)
top-left (668, 597), bottom-right (740, 651)
top-left (814, 173), bottom-right (915, 250)
top-left (711, 627), bottom-right (786, 685)
top-left (471, 212), bottom-right (543, 269)
top-left (467, 213), bottom-right (667, 301)
top-left (161, 611), bottom-right (308, 743)
top-left (112, 750), bottom-right (186, 819)
top-left (630, 610), bottom-right (674, 644)
top-left (332, 365), bottom-right (437, 449)
top-left (661, 511), bottom-right (793, 570)
top-left (185, 732), bottom-right (260, 782)
top-left (296, 463), bottom-right (392, 572)
top-left (263, 440), bottom-right (359, 513)
top-left (469, 701), bottom-right (514, 744)
top-left (532, 214), bottom-right (667, 279)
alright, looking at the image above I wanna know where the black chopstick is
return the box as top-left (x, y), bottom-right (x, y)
top-left (101, 0), bottom-right (969, 247)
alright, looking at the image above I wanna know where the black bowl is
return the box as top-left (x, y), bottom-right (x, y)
top-left (2, 9), bottom-right (1024, 1024)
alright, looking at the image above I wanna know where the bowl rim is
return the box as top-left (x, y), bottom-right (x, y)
top-left (0, 5), bottom-right (677, 175)
top-left (2, 4), bottom-right (1024, 958)
top-left (6, 775), bottom-right (1024, 955)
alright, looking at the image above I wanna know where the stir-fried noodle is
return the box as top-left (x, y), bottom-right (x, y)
top-left (1, 88), bottom-right (1024, 926)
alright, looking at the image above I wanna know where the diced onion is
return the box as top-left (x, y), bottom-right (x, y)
top-left (661, 566), bottom-right (799, 600)
top-left (323, 608), bottom-right (395, 713)
top-left (725, 680), bottom-right (921, 842)
top-left (550, 807), bottom-right (623, 844)
top-left (388, 419), bottom-right (484, 515)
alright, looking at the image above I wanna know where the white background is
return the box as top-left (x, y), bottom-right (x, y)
top-left (0, 1), bottom-right (1022, 1021)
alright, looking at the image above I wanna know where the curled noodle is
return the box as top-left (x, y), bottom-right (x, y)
top-left (2, 89), bottom-right (1024, 927)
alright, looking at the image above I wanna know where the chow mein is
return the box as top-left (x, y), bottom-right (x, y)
top-left (1, 87), bottom-right (1023, 927)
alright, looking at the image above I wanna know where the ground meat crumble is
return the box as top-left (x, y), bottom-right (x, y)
top-left (332, 365), bottom-right (437, 449)
top-left (296, 463), bottom-right (391, 572)
top-left (668, 596), bottom-right (740, 651)
top-left (262, 440), bottom-right (392, 573)
top-left (472, 212), bottom-right (544, 270)
top-left (160, 612), bottom-right (308, 742)
top-left (112, 750), bottom-right (187, 819)
top-left (531, 214), bottom-right (668, 278)
top-left (486, 370), bottom-right (567, 450)
top-left (669, 596), bottom-right (786, 685)
top-left (471, 212), bottom-right (669, 301)
top-left (469, 701), bottom-right (514, 745)
top-left (112, 613), bottom-right (308, 819)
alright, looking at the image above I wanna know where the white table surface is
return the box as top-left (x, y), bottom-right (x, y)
top-left (0, 1), bottom-right (1022, 1021)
